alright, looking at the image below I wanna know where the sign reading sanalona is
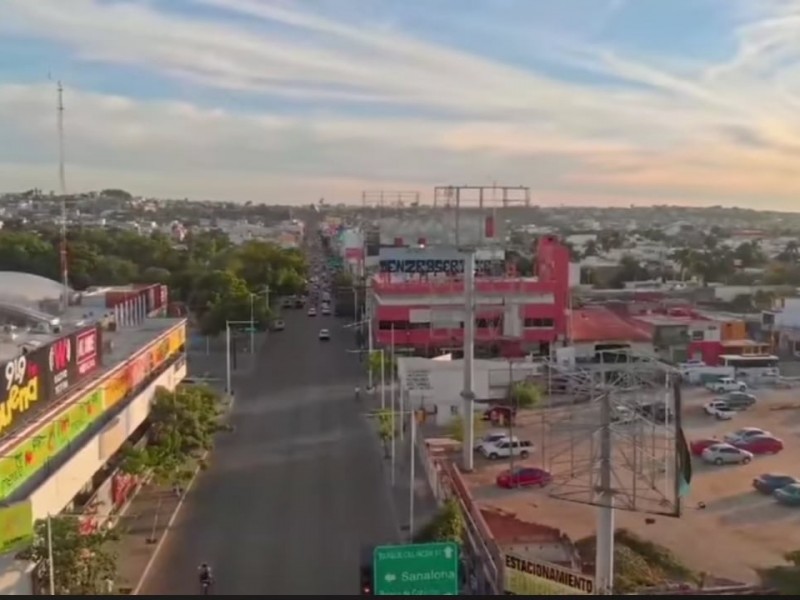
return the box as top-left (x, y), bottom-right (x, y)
top-left (504, 554), bottom-right (595, 595)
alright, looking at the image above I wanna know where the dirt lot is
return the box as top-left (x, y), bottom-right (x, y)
top-left (462, 386), bottom-right (800, 583)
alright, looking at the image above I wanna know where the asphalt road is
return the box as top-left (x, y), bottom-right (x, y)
top-left (140, 310), bottom-right (398, 595)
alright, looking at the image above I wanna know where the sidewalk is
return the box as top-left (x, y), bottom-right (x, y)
top-left (112, 484), bottom-right (182, 594)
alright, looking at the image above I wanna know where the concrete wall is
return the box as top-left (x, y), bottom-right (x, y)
top-left (27, 360), bottom-right (186, 521)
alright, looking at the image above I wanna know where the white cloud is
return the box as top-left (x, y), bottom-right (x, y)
top-left (0, 0), bottom-right (800, 209)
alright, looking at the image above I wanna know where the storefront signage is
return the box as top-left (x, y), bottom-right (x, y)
top-left (103, 370), bottom-right (130, 411)
top-left (378, 248), bottom-right (503, 276)
top-left (49, 336), bottom-right (72, 398)
top-left (406, 369), bottom-right (432, 391)
top-left (0, 389), bottom-right (105, 500)
top-left (504, 554), bottom-right (594, 595)
top-left (0, 349), bottom-right (47, 438)
top-left (0, 500), bottom-right (33, 554)
top-left (167, 325), bottom-right (186, 355)
top-left (75, 326), bottom-right (100, 377)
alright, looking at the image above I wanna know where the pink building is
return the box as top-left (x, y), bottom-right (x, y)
top-left (369, 236), bottom-right (570, 357)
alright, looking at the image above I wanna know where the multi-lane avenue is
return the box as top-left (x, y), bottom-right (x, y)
top-left (140, 310), bottom-right (398, 595)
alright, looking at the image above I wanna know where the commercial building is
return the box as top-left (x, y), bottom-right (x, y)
top-left (0, 274), bottom-right (185, 595)
top-left (369, 236), bottom-right (571, 357)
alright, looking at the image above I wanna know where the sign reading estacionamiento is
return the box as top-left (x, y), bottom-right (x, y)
top-left (504, 554), bottom-right (594, 595)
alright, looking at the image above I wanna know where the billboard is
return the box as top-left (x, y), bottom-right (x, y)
top-left (0, 500), bottom-right (33, 554)
top-left (0, 345), bottom-right (51, 439)
top-left (0, 389), bottom-right (105, 500)
top-left (377, 247), bottom-right (505, 276)
top-left (504, 555), bottom-right (594, 595)
top-left (46, 325), bottom-right (102, 401)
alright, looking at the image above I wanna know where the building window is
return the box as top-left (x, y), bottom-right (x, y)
top-left (524, 318), bottom-right (555, 328)
top-left (691, 330), bottom-right (704, 341)
top-left (476, 317), bottom-right (502, 329)
top-left (449, 405), bottom-right (460, 416)
top-left (378, 320), bottom-right (409, 331)
top-left (408, 322), bottom-right (430, 330)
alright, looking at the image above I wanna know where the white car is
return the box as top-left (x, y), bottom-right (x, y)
top-left (704, 400), bottom-right (736, 420)
top-left (480, 439), bottom-right (533, 460)
top-left (474, 432), bottom-right (518, 453)
top-left (707, 377), bottom-right (747, 393)
top-left (318, 328), bottom-right (330, 341)
top-left (724, 427), bottom-right (771, 444)
top-left (321, 306), bottom-right (331, 316)
top-left (307, 307), bottom-right (317, 317)
top-left (701, 443), bottom-right (753, 466)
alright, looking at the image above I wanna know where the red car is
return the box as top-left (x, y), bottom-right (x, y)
top-left (483, 405), bottom-right (516, 425)
top-left (732, 435), bottom-right (784, 455)
top-left (690, 438), bottom-right (720, 457)
top-left (496, 467), bottom-right (552, 489)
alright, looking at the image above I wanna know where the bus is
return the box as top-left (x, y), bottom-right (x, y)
top-left (719, 354), bottom-right (779, 379)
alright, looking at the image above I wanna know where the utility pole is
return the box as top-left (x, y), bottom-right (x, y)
top-left (57, 82), bottom-right (69, 313)
top-left (461, 250), bottom-right (476, 472)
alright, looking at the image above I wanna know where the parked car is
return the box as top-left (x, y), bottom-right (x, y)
top-left (482, 405), bottom-right (516, 424)
top-left (496, 467), bottom-right (552, 489)
top-left (774, 483), bottom-right (800, 506)
top-left (707, 377), bottom-right (747, 393)
top-left (732, 434), bottom-right (783, 455)
top-left (753, 474), bottom-right (799, 495)
top-left (474, 432), bottom-right (517, 453)
top-left (702, 443), bottom-right (753, 465)
top-left (690, 438), bottom-right (721, 457)
top-left (704, 400), bottom-right (736, 420)
top-left (480, 439), bottom-right (533, 460)
top-left (719, 392), bottom-right (757, 410)
top-left (307, 307), bottom-right (317, 317)
top-left (724, 427), bottom-right (771, 444)
top-left (636, 403), bottom-right (673, 424)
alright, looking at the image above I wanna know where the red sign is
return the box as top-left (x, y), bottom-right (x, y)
top-left (127, 353), bottom-right (152, 390)
top-left (345, 247), bottom-right (364, 260)
top-left (76, 328), bottom-right (99, 376)
top-left (48, 337), bottom-right (72, 397)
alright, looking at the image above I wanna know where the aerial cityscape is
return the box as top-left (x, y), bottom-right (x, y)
top-left (2, 0), bottom-right (800, 597)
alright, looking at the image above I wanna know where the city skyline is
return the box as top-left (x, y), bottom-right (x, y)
top-left (1, 0), bottom-right (800, 210)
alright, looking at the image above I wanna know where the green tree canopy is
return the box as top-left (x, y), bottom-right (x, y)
top-left (18, 516), bottom-right (118, 595)
top-left (509, 381), bottom-right (541, 409)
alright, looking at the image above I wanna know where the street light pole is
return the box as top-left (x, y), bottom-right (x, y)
top-left (225, 323), bottom-right (232, 394)
top-left (409, 409), bottom-right (417, 538)
top-left (47, 514), bottom-right (55, 596)
top-left (249, 294), bottom-right (255, 355)
top-left (390, 324), bottom-right (396, 486)
top-left (380, 349), bottom-right (386, 410)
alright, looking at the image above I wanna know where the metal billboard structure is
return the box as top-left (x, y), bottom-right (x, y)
top-left (540, 350), bottom-right (685, 595)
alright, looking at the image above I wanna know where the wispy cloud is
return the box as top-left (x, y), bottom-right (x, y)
top-left (1, 0), bottom-right (800, 209)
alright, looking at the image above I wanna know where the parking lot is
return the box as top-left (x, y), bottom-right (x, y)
top-left (462, 385), bottom-right (800, 583)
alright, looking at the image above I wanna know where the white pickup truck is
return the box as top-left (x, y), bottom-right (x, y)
top-left (706, 377), bottom-right (747, 394)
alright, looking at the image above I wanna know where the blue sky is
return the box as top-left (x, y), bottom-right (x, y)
top-left (1, 0), bottom-right (799, 210)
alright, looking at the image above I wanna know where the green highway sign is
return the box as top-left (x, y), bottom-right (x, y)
top-left (373, 542), bottom-right (459, 595)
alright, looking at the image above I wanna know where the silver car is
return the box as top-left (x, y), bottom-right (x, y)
top-left (702, 443), bottom-right (753, 466)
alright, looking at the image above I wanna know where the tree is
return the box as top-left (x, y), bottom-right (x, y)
top-left (19, 516), bottom-right (118, 595)
top-left (375, 409), bottom-right (394, 458)
top-left (368, 350), bottom-right (396, 381)
top-left (415, 499), bottom-right (464, 543)
top-left (447, 413), bottom-right (485, 443)
top-left (582, 239), bottom-right (599, 258)
top-left (509, 381), bottom-right (541, 409)
top-left (122, 385), bottom-right (221, 485)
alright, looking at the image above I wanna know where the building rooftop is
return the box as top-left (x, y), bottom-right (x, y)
top-left (571, 307), bottom-right (652, 343)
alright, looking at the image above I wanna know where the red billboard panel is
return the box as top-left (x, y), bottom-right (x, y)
top-left (48, 336), bottom-right (72, 398)
top-left (74, 326), bottom-right (100, 378)
top-left (0, 345), bottom-right (52, 439)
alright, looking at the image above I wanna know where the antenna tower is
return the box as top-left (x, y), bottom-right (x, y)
top-left (57, 82), bottom-right (69, 312)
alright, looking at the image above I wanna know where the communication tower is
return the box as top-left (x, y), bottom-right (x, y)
top-left (541, 349), bottom-right (684, 594)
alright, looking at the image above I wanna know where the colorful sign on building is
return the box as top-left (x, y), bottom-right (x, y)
top-left (504, 554), bottom-right (594, 595)
top-left (0, 389), bottom-right (105, 500)
top-left (0, 347), bottom-right (49, 438)
top-left (0, 500), bottom-right (33, 554)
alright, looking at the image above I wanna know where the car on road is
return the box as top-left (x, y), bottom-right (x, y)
top-left (732, 434), bottom-right (784, 455)
top-left (774, 483), bottom-right (800, 506)
top-left (474, 432), bottom-right (517, 453)
top-left (480, 439), bottom-right (533, 460)
top-left (724, 427), bottom-right (771, 444)
top-left (702, 443), bottom-right (753, 465)
top-left (636, 403), bottom-right (673, 424)
top-left (611, 405), bottom-right (637, 424)
top-left (318, 328), bottom-right (330, 341)
top-left (307, 307), bottom-right (317, 317)
top-left (691, 438), bottom-right (721, 456)
top-left (496, 467), bottom-right (552, 489)
top-left (719, 391), bottom-right (757, 410)
top-left (704, 400), bottom-right (736, 420)
top-left (753, 474), bottom-right (799, 495)
top-left (271, 318), bottom-right (286, 332)
top-left (281, 298), bottom-right (293, 309)
top-left (321, 305), bottom-right (331, 316)
top-left (706, 377), bottom-right (747, 393)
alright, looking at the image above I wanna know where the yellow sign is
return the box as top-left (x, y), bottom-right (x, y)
top-left (167, 324), bottom-right (186, 355)
top-left (0, 389), bottom-right (105, 501)
top-left (103, 369), bottom-right (130, 411)
top-left (504, 554), bottom-right (594, 595)
top-left (0, 500), bottom-right (33, 554)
